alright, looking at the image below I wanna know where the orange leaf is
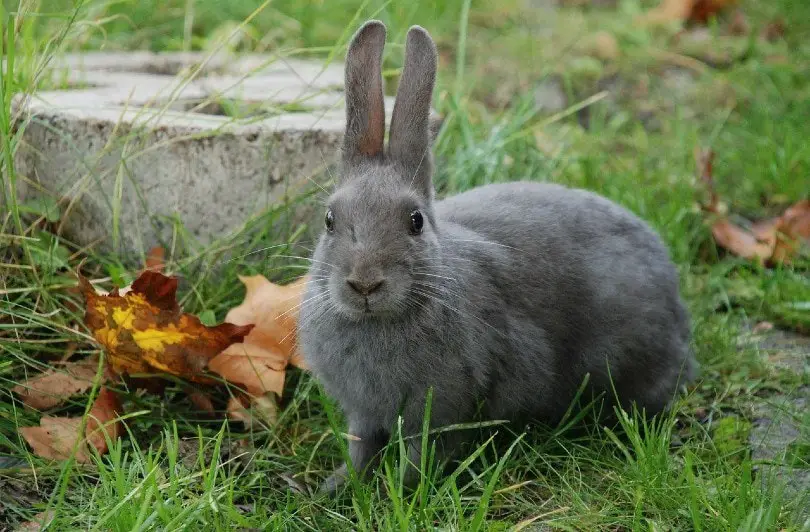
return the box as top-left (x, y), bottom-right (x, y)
top-left (80, 271), bottom-right (253, 382)
top-left (20, 387), bottom-right (122, 462)
top-left (144, 245), bottom-right (166, 272)
top-left (710, 219), bottom-right (773, 261)
top-left (17, 510), bottom-right (55, 531)
top-left (697, 147), bottom-right (809, 265)
top-left (226, 394), bottom-right (278, 428)
top-left (12, 357), bottom-right (111, 410)
top-left (225, 275), bottom-right (308, 365)
top-left (208, 275), bottom-right (307, 397)
top-left (188, 390), bottom-right (216, 413)
top-left (770, 199), bottom-right (810, 264)
top-left (640, 0), bottom-right (736, 25)
top-left (209, 342), bottom-right (287, 396)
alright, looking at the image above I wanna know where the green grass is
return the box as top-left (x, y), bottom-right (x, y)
top-left (3, 0), bottom-right (810, 529)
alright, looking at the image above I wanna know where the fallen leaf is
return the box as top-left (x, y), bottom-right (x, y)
top-left (17, 510), bottom-right (56, 531)
top-left (761, 19), bottom-right (785, 42)
top-left (710, 218), bottom-right (773, 260)
top-left (209, 342), bottom-right (287, 396)
top-left (226, 394), bottom-right (278, 428)
top-left (582, 31), bottom-right (620, 61)
top-left (639, 0), bottom-right (737, 25)
top-left (752, 321), bottom-right (774, 334)
top-left (144, 245), bottom-right (166, 272)
top-left (188, 390), bottom-right (215, 413)
top-left (727, 9), bottom-right (749, 36)
top-left (80, 271), bottom-right (253, 381)
top-left (769, 199), bottom-right (810, 263)
top-left (20, 387), bottom-right (121, 462)
top-left (12, 357), bottom-right (110, 410)
top-left (697, 148), bottom-right (810, 264)
top-left (208, 275), bottom-right (308, 397)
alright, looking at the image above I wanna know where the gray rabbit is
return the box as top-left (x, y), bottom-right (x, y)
top-left (297, 20), bottom-right (696, 493)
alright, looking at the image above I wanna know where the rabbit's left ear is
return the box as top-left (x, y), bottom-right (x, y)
top-left (388, 26), bottom-right (437, 196)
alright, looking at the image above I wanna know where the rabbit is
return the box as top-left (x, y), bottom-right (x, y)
top-left (297, 20), bottom-right (696, 494)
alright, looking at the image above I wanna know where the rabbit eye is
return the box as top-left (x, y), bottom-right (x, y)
top-left (325, 209), bottom-right (335, 232)
top-left (409, 210), bottom-right (424, 235)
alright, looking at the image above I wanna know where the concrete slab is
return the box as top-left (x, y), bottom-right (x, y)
top-left (11, 52), bottom-right (442, 256)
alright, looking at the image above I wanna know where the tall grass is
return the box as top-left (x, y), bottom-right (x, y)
top-left (2, 0), bottom-right (810, 529)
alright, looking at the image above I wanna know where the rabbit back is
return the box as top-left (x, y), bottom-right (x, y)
top-left (434, 180), bottom-right (695, 421)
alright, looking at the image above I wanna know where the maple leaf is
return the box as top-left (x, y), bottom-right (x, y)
top-left (208, 275), bottom-right (308, 397)
top-left (80, 270), bottom-right (253, 381)
top-left (20, 387), bottom-right (121, 462)
top-left (12, 357), bottom-right (112, 410)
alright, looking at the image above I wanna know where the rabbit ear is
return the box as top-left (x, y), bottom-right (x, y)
top-left (388, 25), bottom-right (437, 195)
top-left (342, 20), bottom-right (387, 164)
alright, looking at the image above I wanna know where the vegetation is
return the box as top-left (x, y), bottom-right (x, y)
top-left (2, 0), bottom-right (809, 529)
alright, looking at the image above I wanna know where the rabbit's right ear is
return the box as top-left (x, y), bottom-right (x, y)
top-left (342, 21), bottom-right (387, 166)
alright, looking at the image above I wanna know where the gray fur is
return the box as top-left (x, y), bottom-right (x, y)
top-left (298, 21), bottom-right (696, 493)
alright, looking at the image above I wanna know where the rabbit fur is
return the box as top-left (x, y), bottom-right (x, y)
top-left (297, 20), bottom-right (696, 493)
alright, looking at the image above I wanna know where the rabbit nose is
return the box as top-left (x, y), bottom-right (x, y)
top-left (346, 278), bottom-right (384, 296)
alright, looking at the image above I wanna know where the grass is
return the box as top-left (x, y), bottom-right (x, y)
top-left (2, 0), bottom-right (810, 529)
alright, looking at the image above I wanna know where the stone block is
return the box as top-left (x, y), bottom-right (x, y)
top-left (11, 52), bottom-right (442, 257)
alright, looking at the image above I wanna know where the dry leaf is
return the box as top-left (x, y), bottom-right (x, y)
top-left (761, 19), bottom-right (785, 42)
top-left (188, 390), bottom-right (215, 413)
top-left (209, 342), bottom-right (287, 396)
top-left (81, 271), bottom-right (253, 381)
top-left (20, 387), bottom-right (121, 462)
top-left (94, 245), bottom-right (166, 297)
top-left (208, 275), bottom-right (308, 397)
top-left (727, 9), bottom-right (749, 36)
top-left (226, 394), bottom-right (278, 428)
top-left (12, 357), bottom-right (111, 410)
top-left (752, 321), bottom-right (774, 334)
top-left (697, 147), bottom-right (809, 264)
top-left (640, 0), bottom-right (737, 25)
top-left (689, 0), bottom-right (738, 23)
top-left (17, 510), bottom-right (56, 531)
top-left (144, 245), bottom-right (166, 272)
top-left (710, 219), bottom-right (773, 260)
top-left (769, 199), bottom-right (810, 263)
top-left (582, 31), bottom-right (620, 61)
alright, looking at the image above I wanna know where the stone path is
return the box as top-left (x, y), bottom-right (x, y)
top-left (739, 323), bottom-right (810, 520)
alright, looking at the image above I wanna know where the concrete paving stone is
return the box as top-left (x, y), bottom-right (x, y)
top-left (741, 322), bottom-right (810, 521)
top-left (11, 52), bottom-right (442, 257)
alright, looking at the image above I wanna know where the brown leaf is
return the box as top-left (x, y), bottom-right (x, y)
top-left (80, 271), bottom-right (254, 381)
top-left (582, 31), bottom-right (620, 61)
top-left (208, 275), bottom-right (308, 397)
top-left (640, 0), bottom-right (737, 25)
top-left (144, 245), bottom-right (166, 272)
top-left (188, 390), bottom-right (216, 413)
top-left (20, 387), bottom-right (122, 462)
top-left (752, 321), bottom-right (774, 334)
top-left (710, 219), bottom-right (773, 261)
top-left (12, 357), bottom-right (111, 410)
top-left (770, 199), bottom-right (810, 264)
top-left (689, 0), bottom-right (738, 23)
top-left (727, 9), bottom-right (749, 36)
top-left (209, 342), bottom-right (287, 396)
top-left (226, 394), bottom-right (278, 429)
top-left (17, 510), bottom-right (56, 531)
top-left (761, 19), bottom-right (785, 42)
top-left (697, 147), bottom-right (809, 264)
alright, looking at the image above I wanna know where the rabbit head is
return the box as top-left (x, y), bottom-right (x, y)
top-left (314, 21), bottom-right (442, 320)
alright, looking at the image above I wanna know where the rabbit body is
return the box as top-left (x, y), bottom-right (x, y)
top-left (297, 21), bottom-right (695, 492)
